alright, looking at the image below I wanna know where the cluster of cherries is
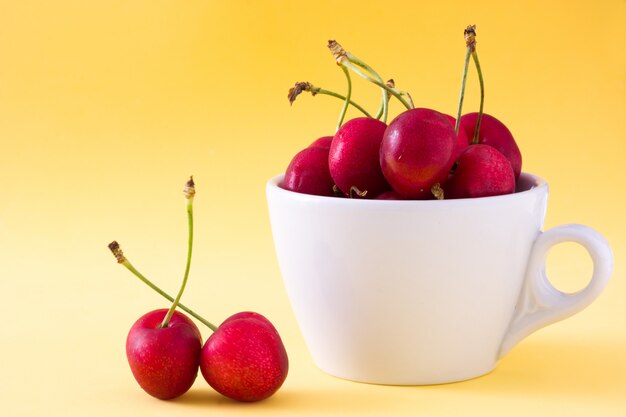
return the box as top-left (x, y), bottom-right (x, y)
top-left (108, 178), bottom-right (288, 402)
top-left (283, 27), bottom-right (522, 200)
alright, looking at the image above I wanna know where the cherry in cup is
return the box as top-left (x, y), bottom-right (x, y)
top-left (283, 144), bottom-right (335, 197)
top-left (459, 112), bottom-right (522, 179)
top-left (444, 114), bottom-right (470, 162)
top-left (109, 177), bottom-right (288, 402)
top-left (329, 117), bottom-right (390, 197)
top-left (380, 108), bottom-right (456, 199)
top-left (444, 144), bottom-right (516, 199)
top-left (282, 28), bottom-right (523, 201)
top-left (309, 136), bottom-right (333, 148)
top-left (446, 25), bottom-right (522, 198)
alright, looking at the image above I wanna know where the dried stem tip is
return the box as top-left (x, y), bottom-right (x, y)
top-left (108, 241), bottom-right (126, 263)
top-left (183, 176), bottom-right (195, 199)
top-left (288, 81), bottom-right (316, 104)
top-left (464, 25), bottom-right (477, 52)
top-left (349, 186), bottom-right (368, 199)
top-left (328, 40), bottom-right (347, 63)
top-left (431, 183), bottom-right (445, 200)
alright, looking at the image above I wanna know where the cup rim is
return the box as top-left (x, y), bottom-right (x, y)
top-left (267, 172), bottom-right (548, 206)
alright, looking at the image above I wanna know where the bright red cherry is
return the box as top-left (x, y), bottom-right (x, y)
top-left (380, 108), bottom-right (456, 198)
top-left (459, 112), bottom-right (522, 179)
top-left (329, 117), bottom-right (390, 197)
top-left (200, 312), bottom-right (289, 402)
top-left (126, 309), bottom-right (202, 400)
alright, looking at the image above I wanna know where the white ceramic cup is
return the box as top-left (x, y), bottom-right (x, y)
top-left (266, 173), bottom-right (613, 385)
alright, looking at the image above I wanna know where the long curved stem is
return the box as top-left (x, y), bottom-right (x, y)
top-left (374, 99), bottom-right (385, 120)
top-left (342, 60), bottom-right (412, 111)
top-left (471, 51), bottom-right (485, 144)
top-left (336, 66), bottom-right (352, 132)
top-left (455, 47), bottom-right (472, 135)
top-left (374, 80), bottom-right (395, 121)
top-left (316, 89), bottom-right (372, 117)
top-left (108, 241), bottom-right (217, 331)
top-left (161, 178), bottom-right (195, 328)
top-left (401, 90), bottom-right (415, 108)
top-left (288, 82), bottom-right (372, 117)
top-left (327, 41), bottom-right (412, 116)
top-left (349, 54), bottom-right (389, 122)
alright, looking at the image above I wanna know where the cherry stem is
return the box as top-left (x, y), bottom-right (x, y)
top-left (160, 177), bottom-right (195, 328)
top-left (328, 40), bottom-right (413, 116)
top-left (288, 82), bottom-right (372, 117)
top-left (108, 241), bottom-right (217, 331)
top-left (331, 42), bottom-right (388, 120)
top-left (386, 79), bottom-right (415, 112)
top-left (349, 186), bottom-right (368, 198)
top-left (344, 59), bottom-right (412, 115)
top-left (373, 79), bottom-right (394, 120)
top-left (349, 56), bottom-right (389, 122)
top-left (431, 183), bottom-right (444, 200)
top-left (471, 50), bottom-right (484, 144)
top-left (455, 46), bottom-right (472, 136)
top-left (336, 66), bottom-right (352, 132)
top-left (456, 25), bottom-right (485, 144)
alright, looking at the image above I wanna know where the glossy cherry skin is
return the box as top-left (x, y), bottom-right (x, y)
top-left (380, 108), bottom-right (456, 199)
top-left (459, 112), bottom-right (522, 178)
top-left (126, 309), bottom-right (202, 400)
top-left (200, 312), bottom-right (289, 402)
top-left (444, 144), bottom-right (516, 199)
top-left (374, 190), bottom-right (406, 200)
top-left (444, 114), bottom-right (470, 163)
top-left (329, 117), bottom-right (390, 197)
top-left (282, 146), bottom-right (335, 197)
top-left (308, 136), bottom-right (333, 148)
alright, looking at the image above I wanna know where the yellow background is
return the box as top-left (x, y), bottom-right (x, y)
top-left (1, 1), bottom-right (624, 415)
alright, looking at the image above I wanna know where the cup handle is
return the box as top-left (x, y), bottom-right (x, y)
top-left (498, 224), bottom-right (613, 359)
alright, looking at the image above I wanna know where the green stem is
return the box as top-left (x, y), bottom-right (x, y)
top-left (342, 59), bottom-right (412, 111)
top-left (121, 258), bottom-right (217, 331)
top-left (401, 90), bottom-right (415, 108)
top-left (344, 53), bottom-right (388, 121)
top-left (327, 40), bottom-right (413, 118)
top-left (336, 66), bottom-right (352, 132)
top-left (374, 100), bottom-right (384, 120)
top-left (471, 51), bottom-right (484, 144)
top-left (161, 180), bottom-right (195, 328)
top-left (288, 82), bottom-right (372, 117)
top-left (315, 89), bottom-right (372, 117)
top-left (374, 80), bottom-right (395, 121)
top-left (455, 47), bottom-right (472, 135)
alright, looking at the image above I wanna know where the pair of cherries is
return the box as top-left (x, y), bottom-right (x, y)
top-left (109, 178), bottom-right (288, 402)
top-left (125, 308), bottom-right (288, 402)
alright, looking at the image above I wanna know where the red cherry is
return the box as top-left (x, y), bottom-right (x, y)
top-left (329, 117), bottom-right (390, 197)
top-left (444, 144), bottom-right (516, 199)
top-left (282, 146), bottom-right (335, 196)
top-left (444, 114), bottom-right (470, 163)
top-left (459, 112), bottom-right (522, 178)
top-left (126, 309), bottom-right (202, 400)
top-left (374, 190), bottom-right (405, 200)
top-left (200, 312), bottom-right (289, 402)
top-left (380, 108), bottom-right (456, 199)
top-left (308, 136), bottom-right (333, 148)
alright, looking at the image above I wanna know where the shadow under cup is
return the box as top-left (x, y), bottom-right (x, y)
top-left (266, 173), bottom-right (612, 385)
